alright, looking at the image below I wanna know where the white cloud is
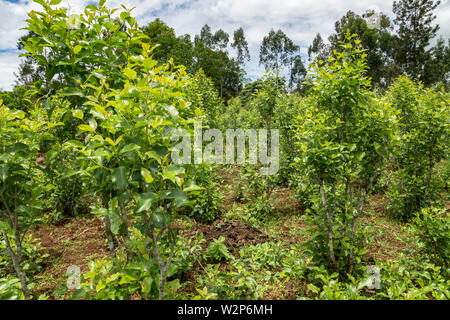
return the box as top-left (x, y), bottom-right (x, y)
top-left (0, 0), bottom-right (449, 89)
top-left (0, 51), bottom-right (20, 90)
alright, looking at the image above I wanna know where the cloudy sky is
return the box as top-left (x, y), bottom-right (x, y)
top-left (1, 0), bottom-right (449, 90)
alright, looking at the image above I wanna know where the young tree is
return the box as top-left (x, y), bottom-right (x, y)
top-left (0, 100), bottom-right (45, 299)
top-left (393, 0), bottom-right (441, 82)
top-left (22, 0), bottom-right (207, 300)
top-left (387, 76), bottom-right (449, 219)
top-left (296, 33), bottom-right (397, 275)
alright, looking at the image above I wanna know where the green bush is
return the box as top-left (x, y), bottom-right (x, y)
top-left (387, 76), bottom-right (449, 219)
top-left (410, 207), bottom-right (449, 268)
top-left (64, 232), bottom-right (205, 300)
top-left (0, 276), bottom-right (25, 300)
top-left (294, 32), bottom-right (397, 277)
top-left (205, 236), bottom-right (232, 261)
top-left (187, 164), bottom-right (222, 223)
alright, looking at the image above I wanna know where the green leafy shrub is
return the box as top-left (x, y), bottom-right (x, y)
top-left (377, 257), bottom-right (449, 300)
top-left (197, 242), bottom-right (307, 300)
top-left (0, 232), bottom-right (48, 278)
top-left (305, 256), bottom-right (449, 300)
top-left (205, 236), bottom-right (232, 261)
top-left (248, 196), bottom-right (274, 222)
top-left (237, 166), bottom-right (275, 222)
top-left (387, 76), bottom-right (449, 219)
top-left (294, 32), bottom-right (397, 277)
top-left (0, 100), bottom-right (46, 299)
top-left (410, 207), bottom-right (449, 267)
top-left (186, 164), bottom-right (222, 223)
top-left (64, 232), bottom-right (204, 300)
top-left (22, 0), bottom-right (205, 300)
top-left (0, 276), bottom-right (25, 300)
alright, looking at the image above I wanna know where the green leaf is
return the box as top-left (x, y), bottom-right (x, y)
top-left (161, 165), bottom-right (185, 185)
top-left (136, 192), bottom-right (157, 213)
top-left (0, 164), bottom-right (9, 182)
top-left (145, 151), bottom-right (162, 164)
top-left (143, 58), bottom-right (157, 70)
top-left (92, 72), bottom-right (106, 80)
top-left (123, 68), bottom-right (136, 80)
top-left (33, 0), bottom-right (49, 8)
top-left (92, 148), bottom-right (111, 160)
top-left (74, 45), bottom-right (82, 54)
top-left (112, 167), bottom-right (128, 190)
top-left (105, 137), bottom-right (115, 147)
top-left (10, 110), bottom-right (26, 119)
top-left (78, 124), bottom-right (95, 132)
top-left (72, 109), bottom-right (83, 120)
top-left (151, 210), bottom-right (167, 228)
top-left (183, 184), bottom-right (204, 193)
top-left (63, 88), bottom-right (83, 97)
top-left (161, 189), bottom-right (189, 208)
top-left (109, 208), bottom-right (121, 235)
top-left (50, 0), bottom-right (62, 5)
top-left (119, 143), bottom-right (140, 155)
top-left (141, 168), bottom-right (154, 183)
top-left (142, 276), bottom-right (153, 294)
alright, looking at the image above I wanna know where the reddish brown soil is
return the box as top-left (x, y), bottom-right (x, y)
top-left (185, 219), bottom-right (270, 255)
top-left (369, 193), bottom-right (390, 213)
top-left (31, 215), bottom-right (108, 297)
top-left (270, 187), bottom-right (303, 216)
top-left (218, 166), bottom-right (242, 211)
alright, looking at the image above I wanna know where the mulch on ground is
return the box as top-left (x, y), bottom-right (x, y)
top-left (185, 219), bottom-right (270, 255)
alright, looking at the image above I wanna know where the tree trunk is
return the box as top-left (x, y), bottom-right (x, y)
top-left (319, 179), bottom-right (338, 272)
top-left (2, 229), bottom-right (30, 300)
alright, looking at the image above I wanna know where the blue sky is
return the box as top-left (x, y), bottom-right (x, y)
top-left (1, 0), bottom-right (449, 90)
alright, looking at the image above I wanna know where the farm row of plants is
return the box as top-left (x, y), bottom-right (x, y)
top-left (0, 0), bottom-right (449, 300)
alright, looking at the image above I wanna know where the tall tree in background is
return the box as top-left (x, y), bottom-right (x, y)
top-left (393, 0), bottom-right (441, 83)
top-left (231, 27), bottom-right (250, 94)
top-left (195, 25), bottom-right (230, 51)
top-left (289, 56), bottom-right (307, 92)
top-left (308, 33), bottom-right (330, 64)
top-left (195, 24), bottom-right (215, 48)
top-left (232, 27), bottom-right (250, 65)
top-left (309, 10), bottom-right (399, 89)
top-left (330, 10), bottom-right (399, 89)
top-left (193, 25), bottom-right (241, 99)
top-left (142, 21), bottom-right (241, 100)
top-left (142, 19), bottom-right (194, 70)
top-left (213, 29), bottom-right (230, 51)
top-left (423, 37), bottom-right (450, 87)
top-left (259, 29), bottom-right (299, 73)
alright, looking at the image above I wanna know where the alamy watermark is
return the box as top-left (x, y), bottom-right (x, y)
top-left (365, 11), bottom-right (382, 30)
top-left (171, 121), bottom-right (280, 175)
top-left (366, 265), bottom-right (381, 290)
top-left (66, 265), bottom-right (81, 290)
